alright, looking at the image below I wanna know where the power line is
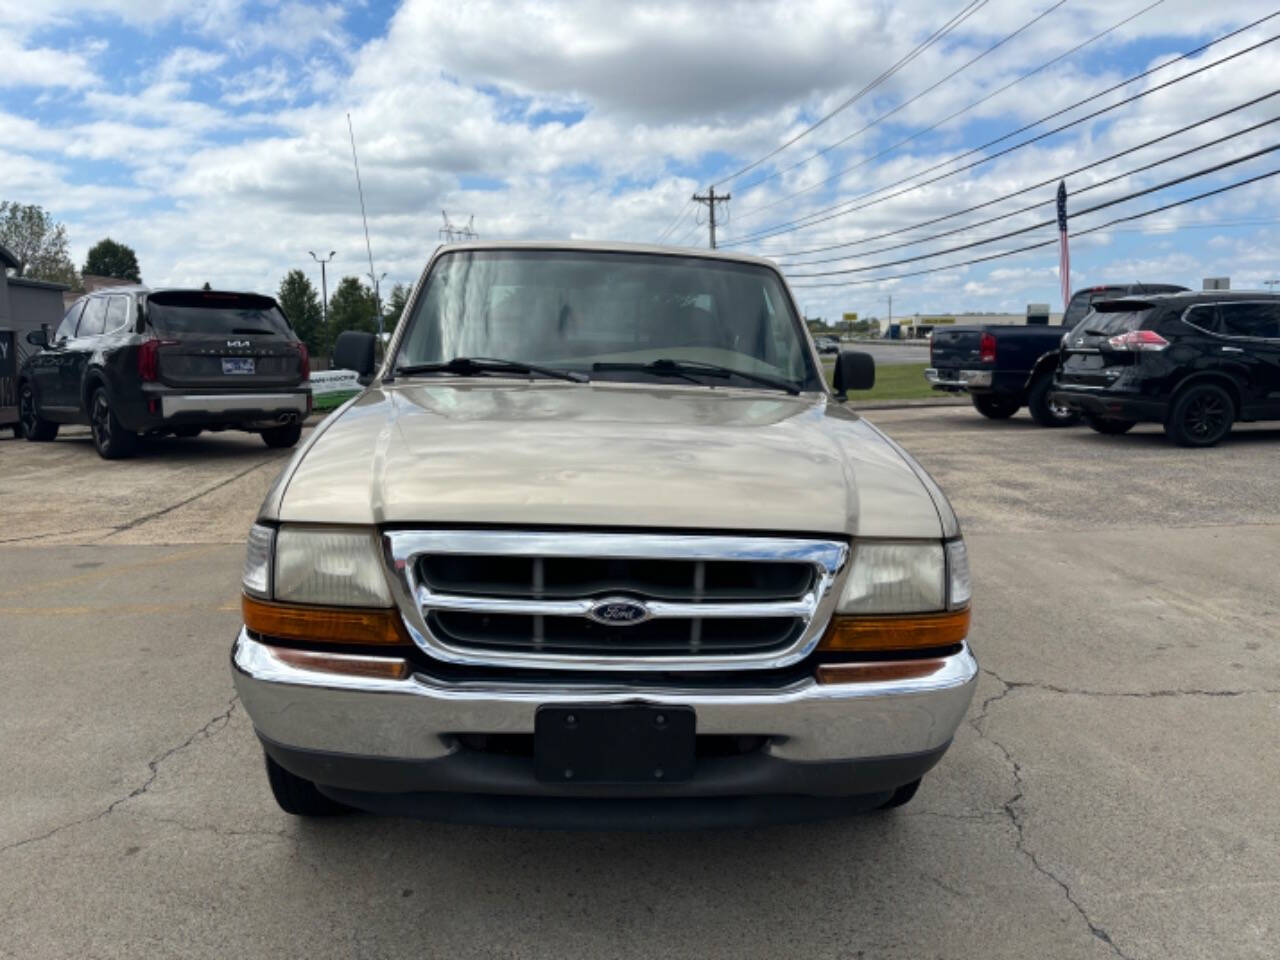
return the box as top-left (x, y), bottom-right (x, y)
top-left (712, 0), bottom-right (989, 188)
top-left (655, 199), bottom-right (696, 243)
top-left (786, 166), bottom-right (1280, 289)
top-left (732, 0), bottom-right (1166, 224)
top-left (784, 143), bottom-right (1280, 278)
top-left (732, 0), bottom-right (1071, 202)
top-left (728, 16), bottom-right (1280, 246)
top-left (776, 97), bottom-right (1280, 266)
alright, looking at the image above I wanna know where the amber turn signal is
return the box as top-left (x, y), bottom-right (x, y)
top-left (241, 593), bottom-right (411, 646)
top-left (817, 607), bottom-right (970, 653)
top-left (815, 659), bottom-right (947, 685)
top-left (269, 644), bottom-right (410, 681)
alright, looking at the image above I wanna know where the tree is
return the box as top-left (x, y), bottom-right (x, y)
top-left (277, 269), bottom-right (325, 355)
top-left (383, 282), bottom-right (409, 330)
top-left (0, 201), bottom-right (79, 285)
top-left (326, 276), bottom-right (379, 341)
top-left (83, 237), bottom-right (141, 283)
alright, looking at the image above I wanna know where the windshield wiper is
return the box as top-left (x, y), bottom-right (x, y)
top-left (593, 358), bottom-right (800, 395)
top-left (392, 356), bottom-right (587, 383)
top-left (230, 327), bottom-right (276, 335)
top-left (1081, 328), bottom-right (1113, 338)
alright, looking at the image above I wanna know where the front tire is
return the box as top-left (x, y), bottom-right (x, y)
top-left (876, 778), bottom-right (922, 810)
top-left (1165, 383), bottom-right (1234, 447)
top-left (1084, 415), bottom-right (1136, 435)
top-left (972, 394), bottom-right (1019, 420)
top-left (1027, 375), bottom-right (1080, 427)
top-left (264, 753), bottom-right (351, 817)
top-left (260, 423), bottom-right (302, 449)
top-left (18, 382), bottom-right (59, 442)
top-left (89, 387), bottom-right (138, 459)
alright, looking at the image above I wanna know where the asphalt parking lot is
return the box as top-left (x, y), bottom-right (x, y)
top-left (1, 409), bottom-right (1277, 959)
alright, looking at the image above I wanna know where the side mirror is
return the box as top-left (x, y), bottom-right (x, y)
top-left (26, 327), bottom-right (49, 348)
top-left (833, 350), bottom-right (875, 396)
top-left (332, 330), bottom-right (376, 378)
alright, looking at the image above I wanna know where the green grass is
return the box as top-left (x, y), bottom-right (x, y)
top-left (820, 360), bottom-right (937, 402)
top-left (311, 390), bottom-right (361, 413)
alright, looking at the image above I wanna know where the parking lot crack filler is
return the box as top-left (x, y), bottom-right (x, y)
top-left (0, 695), bottom-right (240, 857)
top-left (970, 669), bottom-right (1135, 960)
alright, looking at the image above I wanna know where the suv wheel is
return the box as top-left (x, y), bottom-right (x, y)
top-left (1165, 383), bottom-right (1234, 447)
top-left (1084, 415), bottom-right (1136, 435)
top-left (876, 778), bottom-right (922, 810)
top-left (972, 394), bottom-right (1019, 420)
top-left (89, 387), bottom-right (138, 459)
top-left (17, 382), bottom-right (59, 442)
top-left (261, 423), bottom-right (303, 449)
top-left (1027, 375), bottom-right (1080, 428)
top-left (264, 753), bottom-right (351, 817)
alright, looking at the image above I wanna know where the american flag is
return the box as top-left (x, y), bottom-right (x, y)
top-left (1056, 180), bottom-right (1070, 310)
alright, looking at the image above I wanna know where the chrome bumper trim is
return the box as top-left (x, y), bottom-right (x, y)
top-left (159, 392), bottom-right (308, 417)
top-left (231, 630), bottom-right (978, 763)
top-left (925, 368), bottom-right (992, 388)
top-left (383, 530), bottom-right (849, 673)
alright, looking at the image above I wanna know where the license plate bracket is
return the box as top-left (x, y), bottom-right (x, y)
top-left (222, 357), bottom-right (255, 375)
top-left (534, 704), bottom-right (695, 784)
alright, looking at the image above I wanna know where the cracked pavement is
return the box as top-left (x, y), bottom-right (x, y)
top-left (2, 409), bottom-right (1278, 958)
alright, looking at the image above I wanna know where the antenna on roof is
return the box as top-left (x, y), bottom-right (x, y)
top-left (347, 112), bottom-right (382, 340)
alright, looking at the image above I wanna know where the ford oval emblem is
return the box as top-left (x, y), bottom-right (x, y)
top-left (587, 598), bottom-right (650, 626)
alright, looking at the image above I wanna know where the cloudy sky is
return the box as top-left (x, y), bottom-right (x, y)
top-left (2, 0), bottom-right (1277, 321)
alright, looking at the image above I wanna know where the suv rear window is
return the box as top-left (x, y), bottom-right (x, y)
top-left (1072, 301), bottom-right (1156, 337)
top-left (146, 291), bottom-right (292, 336)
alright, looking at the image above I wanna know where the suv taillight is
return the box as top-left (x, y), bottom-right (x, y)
top-left (138, 338), bottom-right (177, 381)
top-left (979, 332), bottom-right (997, 363)
top-left (294, 341), bottom-right (310, 380)
top-left (1107, 330), bottom-right (1169, 352)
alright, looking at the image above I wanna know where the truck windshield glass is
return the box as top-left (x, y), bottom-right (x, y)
top-left (147, 292), bottom-right (292, 336)
top-left (395, 250), bottom-right (817, 389)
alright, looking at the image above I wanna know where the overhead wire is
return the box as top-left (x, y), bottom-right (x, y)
top-left (711, 0), bottom-right (989, 188)
top-left (775, 95), bottom-right (1280, 266)
top-left (727, 14), bottom-right (1280, 246)
top-left (785, 166), bottom-right (1280, 288)
top-left (731, 0), bottom-right (1072, 203)
top-left (731, 0), bottom-right (1166, 223)
top-left (783, 143), bottom-right (1280, 278)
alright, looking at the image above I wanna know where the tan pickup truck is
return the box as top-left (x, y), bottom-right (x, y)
top-left (232, 241), bottom-right (976, 828)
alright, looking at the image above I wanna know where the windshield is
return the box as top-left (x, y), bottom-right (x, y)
top-left (394, 250), bottom-right (818, 389)
top-left (147, 292), bottom-right (293, 336)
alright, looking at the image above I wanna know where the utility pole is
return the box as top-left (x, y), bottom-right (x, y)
top-left (440, 211), bottom-right (478, 243)
top-left (1264, 279), bottom-right (1279, 292)
top-left (309, 250), bottom-right (335, 327)
top-left (692, 187), bottom-right (730, 249)
top-left (368, 270), bottom-right (387, 340)
top-left (887, 294), bottom-right (893, 335)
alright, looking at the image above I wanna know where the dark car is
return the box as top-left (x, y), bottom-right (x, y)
top-left (1051, 291), bottom-right (1280, 447)
top-left (17, 287), bottom-right (311, 458)
top-left (927, 283), bottom-right (1188, 426)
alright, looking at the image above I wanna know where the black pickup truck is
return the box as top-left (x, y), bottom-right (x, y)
top-left (926, 283), bottom-right (1188, 426)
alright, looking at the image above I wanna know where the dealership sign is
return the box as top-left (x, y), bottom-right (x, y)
top-left (308, 369), bottom-right (361, 395)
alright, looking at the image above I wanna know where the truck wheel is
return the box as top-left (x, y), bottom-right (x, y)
top-left (1027, 375), bottom-right (1080, 428)
top-left (264, 753), bottom-right (351, 817)
top-left (261, 423), bottom-right (302, 449)
top-left (1084, 415), bottom-right (1136, 435)
top-left (18, 382), bottom-right (59, 442)
top-left (1165, 383), bottom-right (1234, 447)
top-left (972, 394), bottom-right (1019, 420)
top-left (876, 778), bottom-right (922, 810)
top-left (89, 387), bottom-right (138, 459)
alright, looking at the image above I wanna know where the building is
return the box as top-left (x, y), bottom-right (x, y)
top-left (2, 242), bottom-right (71, 370)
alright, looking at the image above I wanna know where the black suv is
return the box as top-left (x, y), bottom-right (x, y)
top-left (17, 287), bottom-right (311, 458)
top-left (1051, 291), bottom-right (1280, 447)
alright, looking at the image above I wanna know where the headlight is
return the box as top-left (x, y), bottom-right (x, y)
top-left (274, 527), bottom-right (392, 607)
top-left (241, 525), bottom-right (393, 607)
top-left (242, 523), bottom-right (274, 598)
top-left (838, 539), bottom-right (970, 614)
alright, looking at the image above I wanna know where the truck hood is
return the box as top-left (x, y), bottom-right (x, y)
top-left (266, 381), bottom-right (953, 538)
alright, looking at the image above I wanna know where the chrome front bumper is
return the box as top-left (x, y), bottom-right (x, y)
top-left (924, 368), bottom-right (992, 389)
top-left (232, 630), bottom-right (978, 767)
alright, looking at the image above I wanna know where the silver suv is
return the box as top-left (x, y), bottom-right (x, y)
top-left (232, 242), bottom-right (976, 827)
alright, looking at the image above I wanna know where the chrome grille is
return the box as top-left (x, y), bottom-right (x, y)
top-left (384, 531), bottom-right (849, 672)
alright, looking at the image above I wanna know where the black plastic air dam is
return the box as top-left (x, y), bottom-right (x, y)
top-left (259, 734), bottom-right (949, 829)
